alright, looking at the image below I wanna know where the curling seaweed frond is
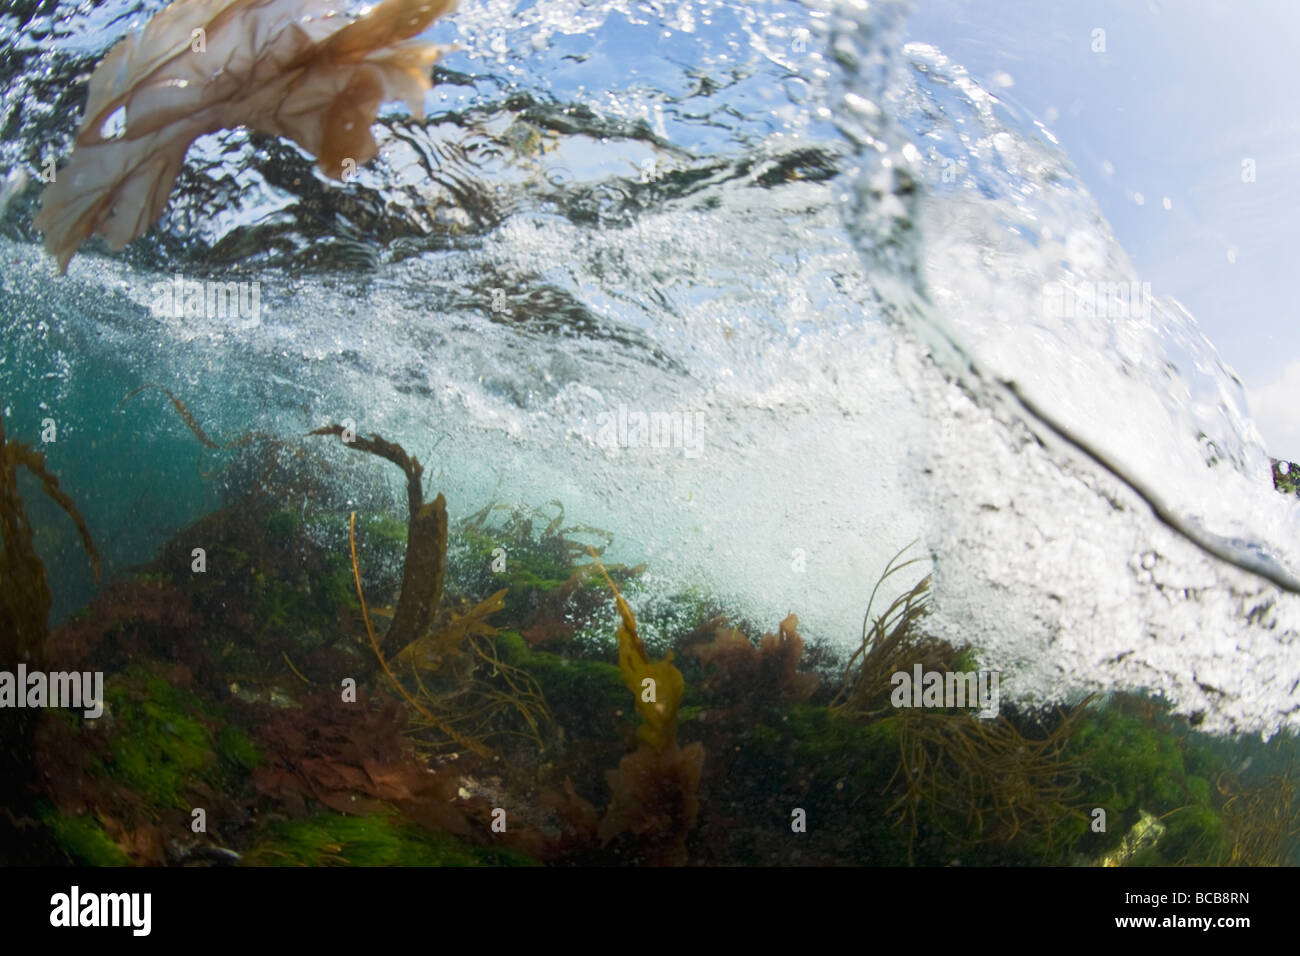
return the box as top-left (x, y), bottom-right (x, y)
top-left (589, 547), bottom-right (686, 751)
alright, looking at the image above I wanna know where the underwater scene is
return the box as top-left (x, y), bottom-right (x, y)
top-left (1, 0), bottom-right (1298, 882)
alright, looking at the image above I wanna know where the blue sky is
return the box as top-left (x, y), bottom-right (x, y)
top-left (905, 0), bottom-right (1300, 459)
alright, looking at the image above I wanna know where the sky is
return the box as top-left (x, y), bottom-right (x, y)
top-left (903, 0), bottom-right (1300, 459)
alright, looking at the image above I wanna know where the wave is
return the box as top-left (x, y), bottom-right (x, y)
top-left (1, 0), bottom-right (1296, 735)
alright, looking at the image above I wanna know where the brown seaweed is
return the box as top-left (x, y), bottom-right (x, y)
top-left (312, 424), bottom-right (445, 659)
top-left (36, 0), bottom-right (457, 272)
top-left (589, 554), bottom-right (704, 865)
top-left (0, 407), bottom-right (100, 666)
top-left (689, 613), bottom-right (819, 707)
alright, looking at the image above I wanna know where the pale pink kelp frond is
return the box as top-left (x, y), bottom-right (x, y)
top-left (34, 0), bottom-right (457, 272)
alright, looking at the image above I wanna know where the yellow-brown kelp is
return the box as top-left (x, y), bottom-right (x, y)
top-left (313, 425), bottom-right (447, 659)
top-left (324, 426), bottom-right (552, 758)
top-left (590, 555), bottom-right (704, 865)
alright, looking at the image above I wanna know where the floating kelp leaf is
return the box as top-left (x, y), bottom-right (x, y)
top-left (35, 0), bottom-right (457, 272)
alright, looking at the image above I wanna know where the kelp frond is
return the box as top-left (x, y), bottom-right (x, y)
top-left (1, 408), bottom-right (100, 664)
top-left (588, 548), bottom-right (704, 865)
top-left (312, 424), bottom-right (445, 659)
top-left (349, 511), bottom-right (493, 759)
top-left (37, 0), bottom-right (457, 271)
top-left (328, 423), bottom-right (555, 757)
top-left (117, 384), bottom-right (255, 451)
top-left (589, 548), bottom-right (686, 752)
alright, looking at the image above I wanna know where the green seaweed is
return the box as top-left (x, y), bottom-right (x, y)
top-left (496, 629), bottom-right (631, 739)
top-left (104, 669), bottom-right (219, 809)
top-left (1068, 701), bottom-right (1235, 864)
top-left (245, 812), bottom-right (538, 866)
top-left (1272, 458), bottom-right (1300, 497)
top-left (37, 804), bottom-right (131, 867)
top-left (216, 724), bottom-right (263, 773)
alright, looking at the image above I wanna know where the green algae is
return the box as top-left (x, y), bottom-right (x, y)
top-left (37, 804), bottom-right (131, 867)
top-left (106, 675), bottom-right (216, 809)
top-left (216, 723), bottom-right (263, 773)
top-left (1067, 702), bottom-right (1238, 865)
top-left (101, 667), bottom-right (261, 810)
top-left (1074, 722), bottom-right (1244, 865)
top-left (496, 629), bottom-right (629, 737)
top-left (245, 812), bottom-right (538, 866)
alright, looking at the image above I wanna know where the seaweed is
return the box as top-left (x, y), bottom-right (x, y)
top-left (829, 545), bottom-right (943, 720)
top-left (36, 803), bottom-right (132, 867)
top-left (313, 425), bottom-right (559, 756)
top-left (588, 555), bottom-right (705, 865)
top-left (885, 705), bottom-right (1094, 864)
top-left (452, 499), bottom-right (638, 646)
top-left (104, 672), bottom-right (219, 810)
top-left (250, 688), bottom-right (473, 835)
top-left (17, 386), bottom-right (1291, 868)
top-left (1272, 458), bottom-right (1300, 498)
top-left (36, 0), bottom-right (457, 271)
top-left (32, 663), bottom-right (261, 865)
top-left (0, 407), bottom-right (101, 834)
top-left (688, 613), bottom-right (819, 708)
top-left (313, 425), bottom-right (446, 659)
top-left (46, 578), bottom-right (197, 672)
top-left (330, 442), bottom-right (557, 757)
top-left (0, 406), bottom-right (100, 666)
top-left (349, 510), bottom-right (496, 759)
top-left (1219, 766), bottom-right (1300, 865)
top-left (823, 548), bottom-right (1099, 863)
top-left (245, 812), bottom-right (537, 867)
